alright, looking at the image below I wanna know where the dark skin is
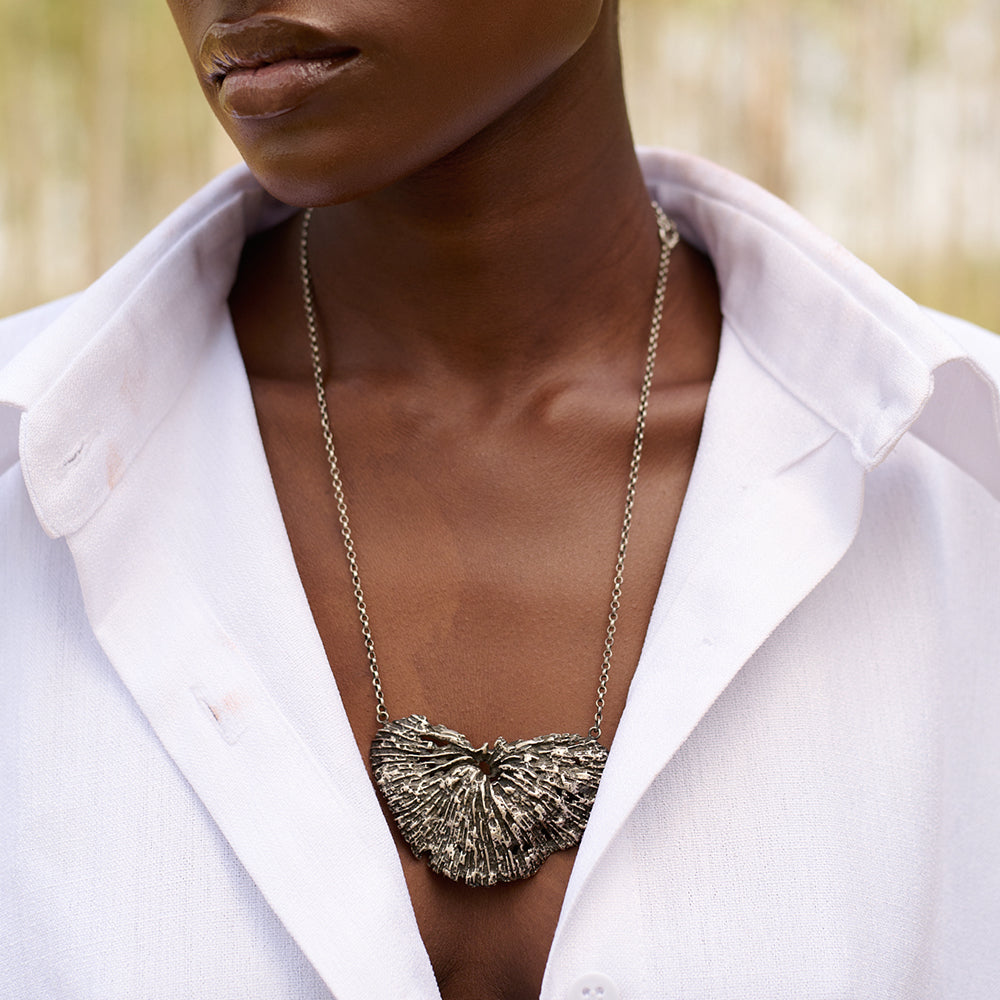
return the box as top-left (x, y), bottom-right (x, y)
top-left (168, 1), bottom-right (722, 997)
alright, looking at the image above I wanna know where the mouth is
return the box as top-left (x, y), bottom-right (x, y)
top-left (200, 16), bottom-right (360, 119)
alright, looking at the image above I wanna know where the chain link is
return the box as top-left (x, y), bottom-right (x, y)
top-left (300, 211), bottom-right (390, 723)
top-left (300, 203), bottom-right (679, 738)
top-left (590, 203), bottom-right (678, 737)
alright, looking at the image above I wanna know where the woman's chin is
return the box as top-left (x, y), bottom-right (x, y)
top-left (225, 115), bottom-right (483, 208)
top-left (223, 128), bottom-right (393, 207)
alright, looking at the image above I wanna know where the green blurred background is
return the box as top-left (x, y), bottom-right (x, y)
top-left (1, 0), bottom-right (998, 329)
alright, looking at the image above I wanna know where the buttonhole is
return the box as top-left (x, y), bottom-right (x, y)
top-left (62, 440), bottom-right (88, 467)
top-left (192, 685), bottom-right (248, 745)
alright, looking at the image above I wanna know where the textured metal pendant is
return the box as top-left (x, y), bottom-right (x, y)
top-left (370, 715), bottom-right (608, 886)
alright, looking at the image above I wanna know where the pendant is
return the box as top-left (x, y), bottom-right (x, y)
top-left (370, 715), bottom-right (608, 886)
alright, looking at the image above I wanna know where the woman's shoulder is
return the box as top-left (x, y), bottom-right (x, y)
top-left (0, 165), bottom-right (293, 416)
top-left (923, 307), bottom-right (1000, 380)
top-left (0, 163), bottom-right (289, 366)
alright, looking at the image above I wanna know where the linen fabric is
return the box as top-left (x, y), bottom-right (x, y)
top-left (1, 149), bottom-right (999, 999)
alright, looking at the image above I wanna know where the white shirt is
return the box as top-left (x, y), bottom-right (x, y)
top-left (2, 149), bottom-right (999, 1000)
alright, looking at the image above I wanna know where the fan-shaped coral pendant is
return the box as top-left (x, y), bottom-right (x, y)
top-left (370, 714), bottom-right (608, 886)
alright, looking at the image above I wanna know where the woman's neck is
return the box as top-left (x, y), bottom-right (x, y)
top-left (299, 19), bottom-right (661, 388)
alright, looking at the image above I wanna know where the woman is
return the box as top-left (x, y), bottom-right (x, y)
top-left (2, 2), bottom-right (998, 998)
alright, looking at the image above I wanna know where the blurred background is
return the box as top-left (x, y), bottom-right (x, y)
top-left (1, 0), bottom-right (998, 328)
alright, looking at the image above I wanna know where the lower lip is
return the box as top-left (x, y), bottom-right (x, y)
top-left (219, 54), bottom-right (357, 119)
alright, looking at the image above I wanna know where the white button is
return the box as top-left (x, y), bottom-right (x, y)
top-left (568, 973), bottom-right (619, 999)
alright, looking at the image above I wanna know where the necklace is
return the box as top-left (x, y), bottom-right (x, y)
top-left (299, 203), bottom-right (679, 886)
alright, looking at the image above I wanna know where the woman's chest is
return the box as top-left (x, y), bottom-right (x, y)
top-left (245, 374), bottom-right (710, 997)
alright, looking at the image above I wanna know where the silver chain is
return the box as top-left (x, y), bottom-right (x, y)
top-left (299, 203), bottom-right (679, 738)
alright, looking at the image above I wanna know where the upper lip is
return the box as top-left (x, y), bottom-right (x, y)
top-left (199, 15), bottom-right (358, 85)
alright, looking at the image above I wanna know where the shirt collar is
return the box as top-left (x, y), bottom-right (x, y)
top-left (641, 147), bottom-right (998, 477)
top-left (0, 166), bottom-right (293, 537)
top-left (1, 151), bottom-right (997, 541)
